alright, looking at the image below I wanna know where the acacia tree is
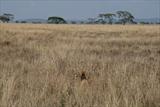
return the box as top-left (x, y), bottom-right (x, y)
top-left (3, 13), bottom-right (14, 21)
top-left (0, 16), bottom-right (10, 23)
top-left (116, 11), bottom-right (135, 25)
top-left (98, 14), bottom-right (106, 24)
top-left (48, 16), bottom-right (67, 24)
top-left (98, 13), bottom-right (116, 24)
top-left (103, 13), bottom-right (116, 24)
top-left (0, 13), bottom-right (14, 23)
top-left (88, 18), bottom-right (96, 24)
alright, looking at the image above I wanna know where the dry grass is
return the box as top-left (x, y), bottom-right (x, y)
top-left (0, 24), bottom-right (160, 107)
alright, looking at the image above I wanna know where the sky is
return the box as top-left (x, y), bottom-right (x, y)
top-left (0, 0), bottom-right (160, 20)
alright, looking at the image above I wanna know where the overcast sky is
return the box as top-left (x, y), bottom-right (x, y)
top-left (0, 0), bottom-right (160, 20)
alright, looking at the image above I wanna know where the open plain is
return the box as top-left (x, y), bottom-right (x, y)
top-left (0, 24), bottom-right (160, 107)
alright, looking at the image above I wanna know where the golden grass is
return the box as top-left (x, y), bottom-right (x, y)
top-left (0, 24), bottom-right (160, 107)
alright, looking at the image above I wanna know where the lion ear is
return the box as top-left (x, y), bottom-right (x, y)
top-left (81, 72), bottom-right (87, 81)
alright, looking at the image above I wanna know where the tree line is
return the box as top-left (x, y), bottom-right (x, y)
top-left (87, 11), bottom-right (136, 25)
top-left (0, 11), bottom-right (159, 24)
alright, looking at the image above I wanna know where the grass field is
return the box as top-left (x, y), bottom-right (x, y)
top-left (0, 24), bottom-right (160, 107)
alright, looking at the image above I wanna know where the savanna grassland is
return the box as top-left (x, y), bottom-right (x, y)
top-left (0, 24), bottom-right (160, 107)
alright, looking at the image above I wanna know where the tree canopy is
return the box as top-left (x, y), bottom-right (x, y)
top-left (3, 13), bottom-right (14, 21)
top-left (97, 13), bottom-right (116, 24)
top-left (0, 13), bottom-right (14, 23)
top-left (48, 16), bottom-right (67, 24)
top-left (0, 16), bottom-right (10, 23)
top-left (116, 11), bottom-right (135, 24)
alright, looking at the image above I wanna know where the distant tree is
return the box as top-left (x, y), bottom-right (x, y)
top-left (48, 16), bottom-right (67, 24)
top-left (15, 20), bottom-right (19, 23)
top-left (98, 14), bottom-right (106, 24)
top-left (71, 21), bottom-right (77, 24)
top-left (32, 21), bottom-right (41, 24)
top-left (0, 15), bottom-right (10, 23)
top-left (115, 21), bottom-right (122, 24)
top-left (116, 11), bottom-right (135, 25)
top-left (80, 21), bottom-right (85, 24)
top-left (88, 18), bottom-right (96, 24)
top-left (97, 13), bottom-right (116, 24)
top-left (21, 21), bottom-right (27, 23)
top-left (103, 13), bottom-right (116, 24)
top-left (156, 22), bottom-right (160, 24)
top-left (0, 13), bottom-right (14, 23)
top-left (139, 21), bottom-right (149, 24)
top-left (3, 13), bottom-right (14, 21)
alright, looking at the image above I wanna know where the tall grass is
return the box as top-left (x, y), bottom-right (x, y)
top-left (0, 24), bottom-right (160, 107)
